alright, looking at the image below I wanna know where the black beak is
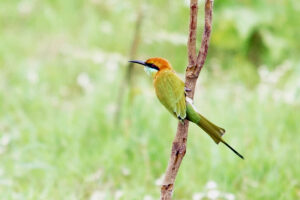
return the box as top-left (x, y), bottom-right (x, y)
top-left (128, 60), bottom-right (146, 66)
top-left (129, 60), bottom-right (160, 71)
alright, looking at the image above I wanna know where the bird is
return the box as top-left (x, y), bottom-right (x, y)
top-left (129, 57), bottom-right (244, 159)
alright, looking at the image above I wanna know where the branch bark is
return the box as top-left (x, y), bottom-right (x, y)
top-left (160, 0), bottom-right (214, 199)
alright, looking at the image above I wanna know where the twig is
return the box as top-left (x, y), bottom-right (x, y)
top-left (114, 8), bottom-right (143, 124)
top-left (160, 0), bottom-right (214, 199)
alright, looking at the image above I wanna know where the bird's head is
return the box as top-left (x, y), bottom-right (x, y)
top-left (129, 57), bottom-right (172, 78)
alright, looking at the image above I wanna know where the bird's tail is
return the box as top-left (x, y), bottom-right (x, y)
top-left (196, 112), bottom-right (225, 144)
top-left (186, 102), bottom-right (244, 159)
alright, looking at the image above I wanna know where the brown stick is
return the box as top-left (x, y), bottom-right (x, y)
top-left (114, 8), bottom-right (143, 124)
top-left (160, 0), bottom-right (214, 199)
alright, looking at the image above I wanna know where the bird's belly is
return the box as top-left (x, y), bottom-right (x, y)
top-left (155, 86), bottom-right (176, 116)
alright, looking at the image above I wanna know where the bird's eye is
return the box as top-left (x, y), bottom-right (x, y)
top-left (147, 63), bottom-right (159, 71)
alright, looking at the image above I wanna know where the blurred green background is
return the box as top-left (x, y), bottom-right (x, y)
top-left (0, 0), bottom-right (299, 199)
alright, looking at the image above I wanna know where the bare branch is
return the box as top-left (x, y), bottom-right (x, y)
top-left (114, 8), bottom-right (143, 124)
top-left (187, 0), bottom-right (199, 68)
top-left (195, 0), bottom-right (214, 74)
top-left (160, 121), bottom-right (190, 200)
top-left (187, 0), bottom-right (214, 81)
top-left (160, 0), bottom-right (214, 199)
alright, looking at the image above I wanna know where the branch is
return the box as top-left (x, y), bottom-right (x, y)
top-left (187, 0), bottom-right (198, 68)
top-left (186, 0), bottom-right (214, 95)
top-left (114, 8), bottom-right (143, 124)
top-left (195, 0), bottom-right (213, 76)
top-left (160, 0), bottom-right (214, 199)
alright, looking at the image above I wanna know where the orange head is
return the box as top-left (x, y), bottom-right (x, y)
top-left (144, 57), bottom-right (173, 71)
top-left (129, 57), bottom-right (173, 78)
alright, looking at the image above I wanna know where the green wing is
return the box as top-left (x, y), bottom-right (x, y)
top-left (154, 70), bottom-right (186, 120)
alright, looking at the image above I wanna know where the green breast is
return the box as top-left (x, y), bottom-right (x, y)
top-left (154, 70), bottom-right (186, 119)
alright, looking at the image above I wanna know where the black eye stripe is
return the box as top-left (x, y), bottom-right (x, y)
top-left (146, 63), bottom-right (159, 70)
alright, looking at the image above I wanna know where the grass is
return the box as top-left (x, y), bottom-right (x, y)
top-left (0, 0), bottom-right (299, 199)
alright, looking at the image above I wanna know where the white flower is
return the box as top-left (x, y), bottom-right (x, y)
top-left (1, 135), bottom-right (11, 146)
top-left (154, 174), bottom-right (165, 186)
top-left (18, 0), bottom-right (34, 15)
top-left (184, 0), bottom-right (190, 7)
top-left (224, 193), bottom-right (235, 200)
top-left (90, 191), bottom-right (106, 200)
top-left (105, 59), bottom-right (119, 73)
top-left (91, 51), bottom-right (105, 64)
top-left (27, 70), bottom-right (39, 84)
top-left (283, 90), bottom-right (296, 105)
top-left (205, 180), bottom-right (218, 190)
top-left (192, 192), bottom-right (205, 200)
top-left (257, 83), bottom-right (270, 102)
top-left (184, 0), bottom-right (202, 8)
top-left (77, 72), bottom-right (94, 93)
top-left (259, 62), bottom-right (291, 85)
top-left (207, 189), bottom-right (220, 199)
top-left (143, 195), bottom-right (153, 200)
top-left (114, 190), bottom-right (123, 200)
top-left (121, 167), bottom-right (131, 176)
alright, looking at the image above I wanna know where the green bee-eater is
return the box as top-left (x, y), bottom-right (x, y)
top-left (129, 57), bottom-right (244, 159)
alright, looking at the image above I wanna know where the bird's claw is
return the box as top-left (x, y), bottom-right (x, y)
top-left (177, 116), bottom-right (185, 124)
top-left (184, 87), bottom-right (192, 92)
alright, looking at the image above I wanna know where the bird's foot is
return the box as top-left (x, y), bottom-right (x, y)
top-left (177, 116), bottom-right (185, 124)
top-left (184, 87), bottom-right (192, 92)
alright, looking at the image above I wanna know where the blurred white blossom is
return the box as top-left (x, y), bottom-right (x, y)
top-left (26, 70), bottom-right (39, 84)
top-left (90, 191), bottom-right (106, 200)
top-left (1, 135), bottom-right (11, 146)
top-left (256, 61), bottom-right (299, 105)
top-left (121, 167), bottom-right (131, 176)
top-left (193, 180), bottom-right (236, 200)
top-left (63, 45), bottom-right (124, 83)
top-left (0, 134), bottom-right (12, 155)
top-left (91, 51), bottom-right (105, 64)
top-left (184, 0), bottom-right (201, 7)
top-left (77, 72), bottom-right (94, 93)
top-left (105, 59), bottom-right (119, 73)
top-left (114, 190), bottom-right (123, 200)
top-left (61, 45), bottom-right (126, 71)
top-left (224, 193), bottom-right (235, 200)
top-left (207, 189), bottom-right (220, 199)
top-left (143, 195), bottom-right (153, 200)
top-left (272, 89), bottom-right (297, 105)
top-left (259, 61), bottom-right (291, 84)
top-left (154, 174), bottom-right (165, 186)
top-left (193, 192), bottom-right (205, 200)
top-left (18, 0), bottom-right (34, 15)
top-left (282, 90), bottom-right (297, 104)
top-left (205, 180), bottom-right (218, 190)
top-left (184, 0), bottom-right (190, 7)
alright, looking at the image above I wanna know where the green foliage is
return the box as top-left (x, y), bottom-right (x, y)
top-left (0, 0), bottom-right (299, 199)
